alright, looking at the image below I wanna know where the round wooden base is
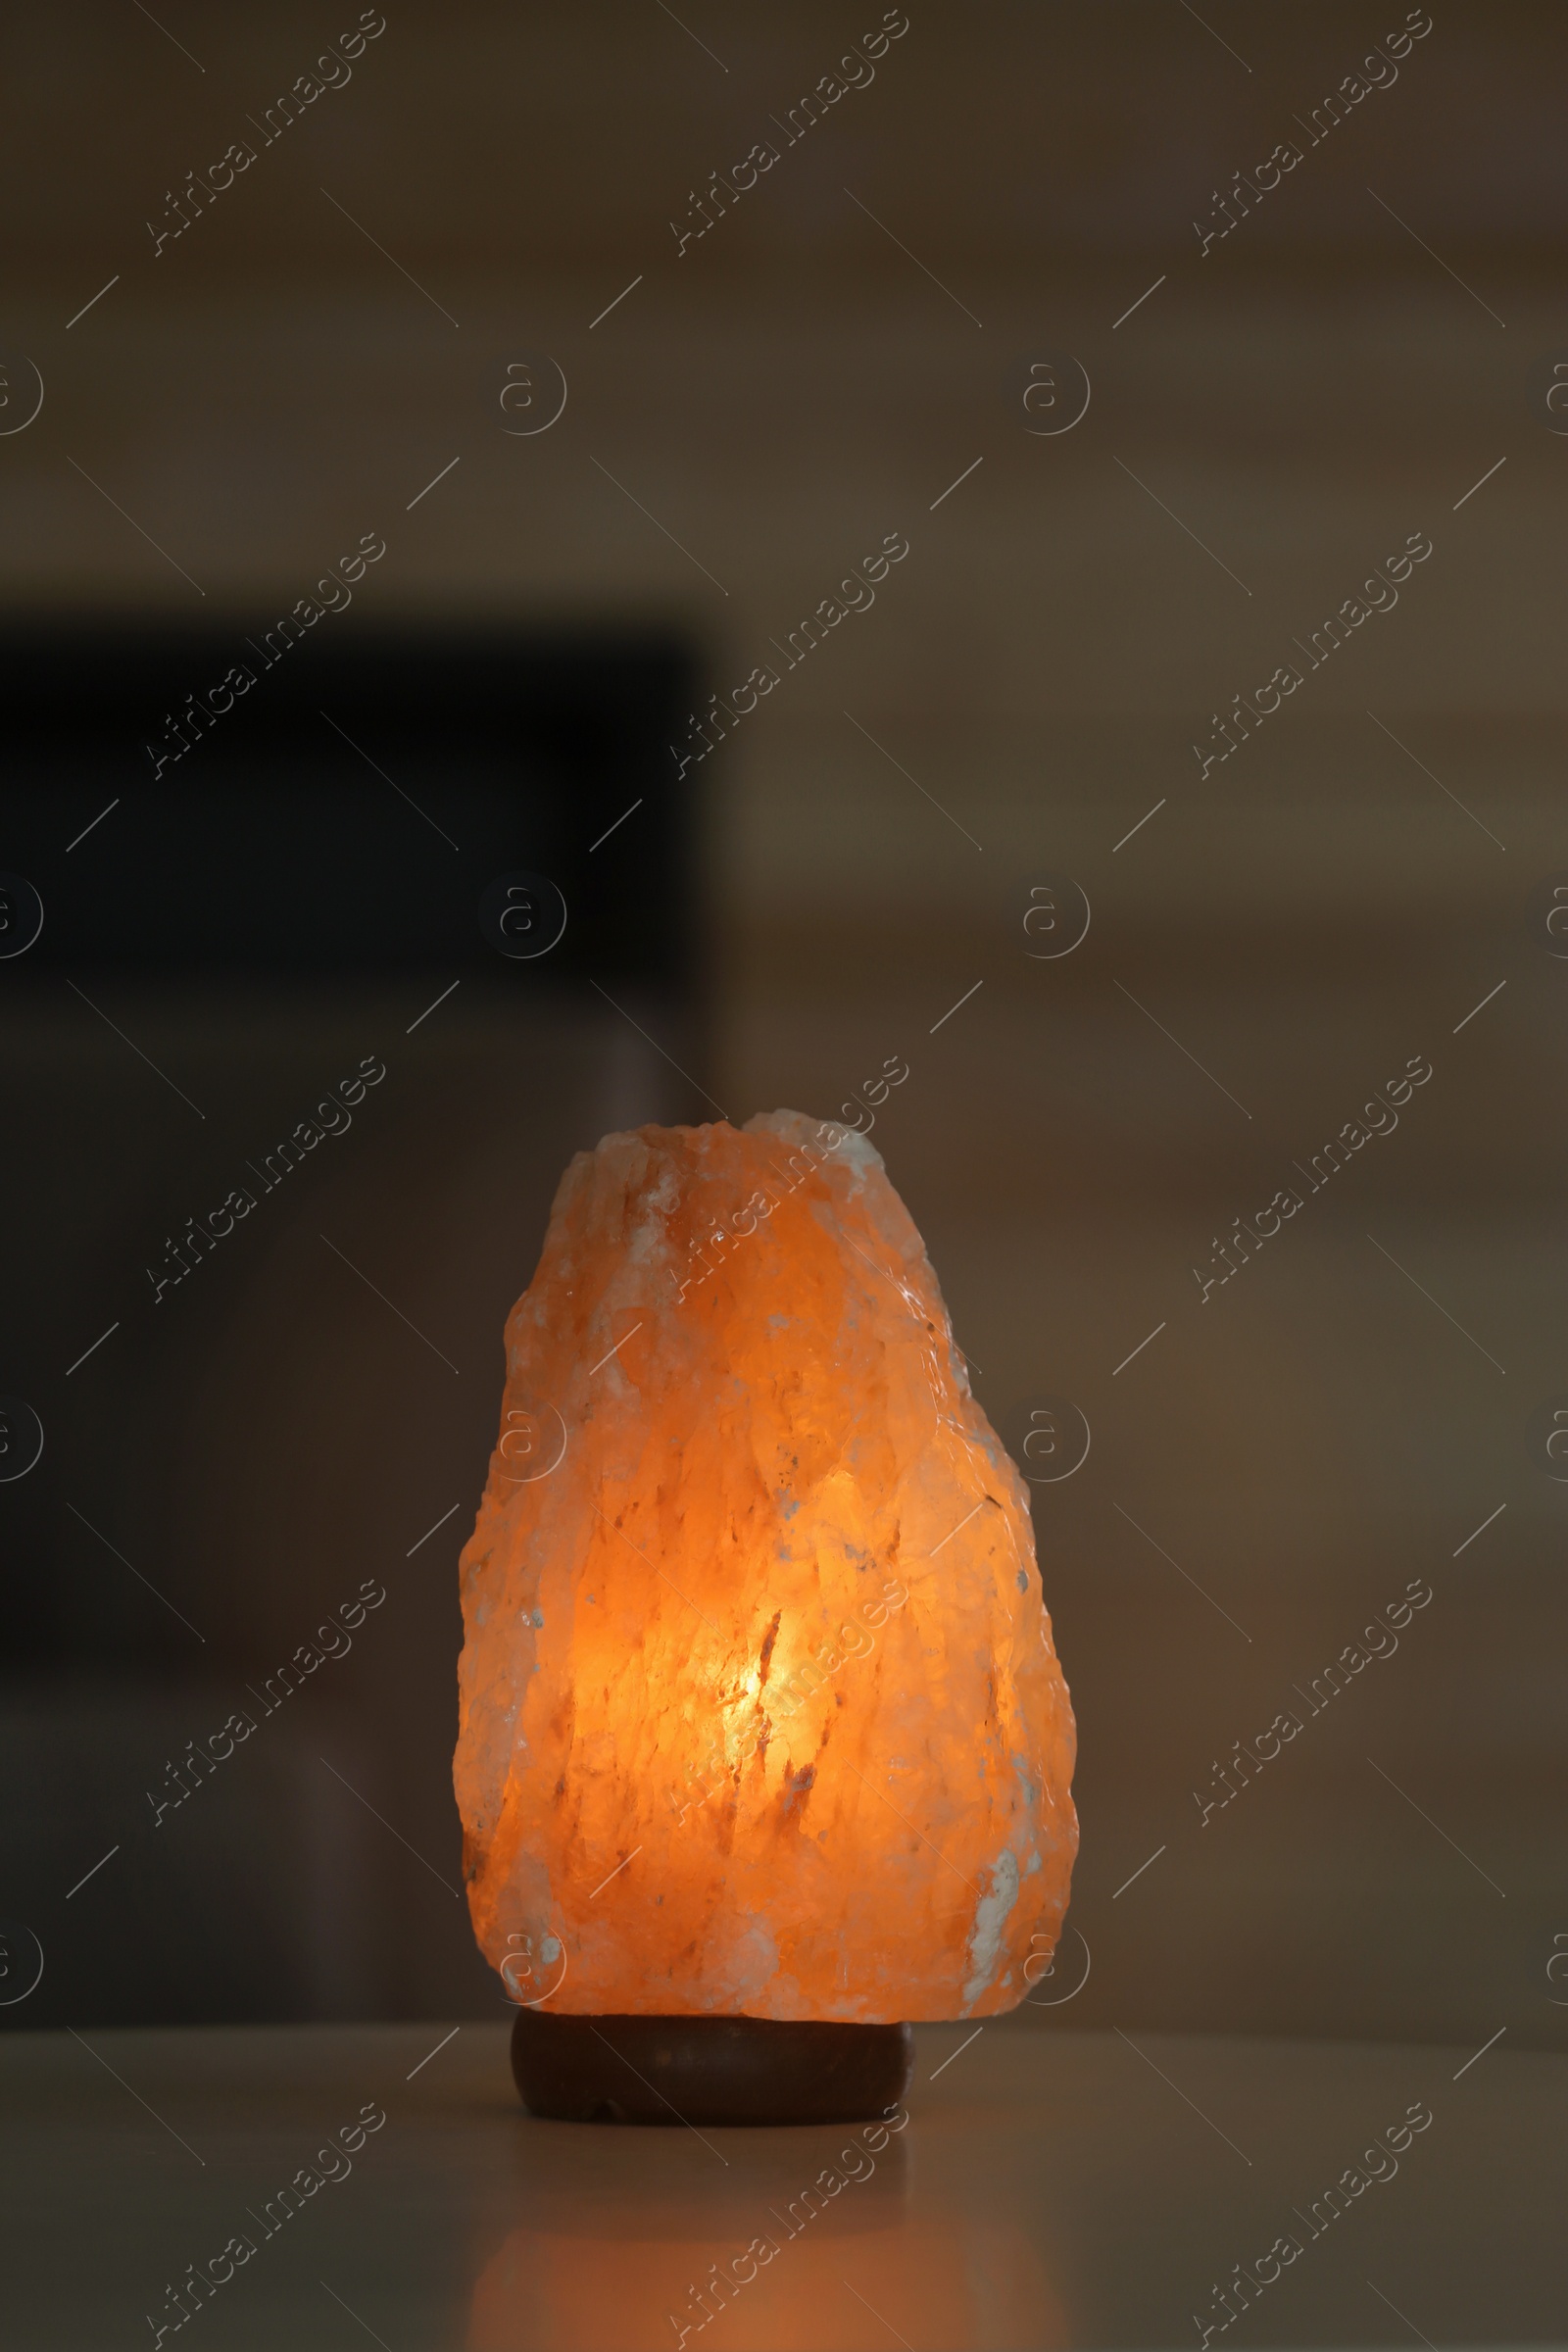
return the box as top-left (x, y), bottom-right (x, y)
top-left (511, 2008), bottom-right (914, 2127)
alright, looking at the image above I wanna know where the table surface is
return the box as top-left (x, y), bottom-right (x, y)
top-left (0, 2017), bottom-right (1561, 2351)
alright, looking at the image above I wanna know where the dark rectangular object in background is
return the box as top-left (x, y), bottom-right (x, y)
top-left (1, 624), bottom-right (696, 982)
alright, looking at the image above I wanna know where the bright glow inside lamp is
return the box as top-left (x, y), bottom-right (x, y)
top-left (454, 1110), bottom-right (1078, 2124)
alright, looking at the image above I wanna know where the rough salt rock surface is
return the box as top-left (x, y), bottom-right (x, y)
top-left (454, 1110), bottom-right (1077, 2021)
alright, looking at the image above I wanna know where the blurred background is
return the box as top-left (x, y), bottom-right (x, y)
top-left (1, 1), bottom-right (1564, 2055)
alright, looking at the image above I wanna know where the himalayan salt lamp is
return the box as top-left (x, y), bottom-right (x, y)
top-left (454, 1110), bottom-right (1077, 2122)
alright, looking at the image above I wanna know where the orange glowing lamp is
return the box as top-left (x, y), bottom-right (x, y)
top-left (454, 1110), bottom-right (1077, 2121)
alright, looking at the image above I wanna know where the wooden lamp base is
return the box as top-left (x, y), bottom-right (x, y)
top-left (511, 2008), bottom-right (914, 2127)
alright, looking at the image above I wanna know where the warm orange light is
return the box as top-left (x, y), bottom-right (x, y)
top-left (454, 1110), bottom-right (1076, 2020)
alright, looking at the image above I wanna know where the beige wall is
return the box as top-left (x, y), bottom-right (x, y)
top-left (4, 3), bottom-right (1563, 2045)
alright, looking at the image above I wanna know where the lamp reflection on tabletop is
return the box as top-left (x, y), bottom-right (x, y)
top-left (460, 2101), bottom-right (1071, 2352)
top-left (466, 2213), bottom-right (1062, 2352)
